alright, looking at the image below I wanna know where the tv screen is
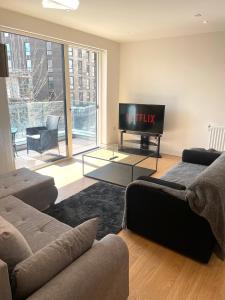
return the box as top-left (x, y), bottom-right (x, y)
top-left (119, 103), bottom-right (165, 134)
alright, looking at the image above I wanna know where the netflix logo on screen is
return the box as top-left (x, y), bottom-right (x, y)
top-left (119, 103), bottom-right (165, 134)
top-left (126, 113), bottom-right (156, 124)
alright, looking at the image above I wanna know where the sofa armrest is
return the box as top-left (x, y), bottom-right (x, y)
top-left (125, 180), bottom-right (187, 227)
top-left (137, 176), bottom-right (186, 190)
top-left (27, 234), bottom-right (129, 300)
top-left (182, 149), bottom-right (221, 166)
top-left (125, 180), bottom-right (215, 262)
top-left (0, 259), bottom-right (12, 300)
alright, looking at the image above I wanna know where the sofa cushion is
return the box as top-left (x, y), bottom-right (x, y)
top-left (0, 216), bottom-right (32, 273)
top-left (138, 176), bottom-right (186, 190)
top-left (12, 218), bottom-right (98, 300)
top-left (182, 149), bottom-right (221, 166)
top-left (160, 162), bottom-right (207, 187)
top-left (0, 196), bottom-right (71, 252)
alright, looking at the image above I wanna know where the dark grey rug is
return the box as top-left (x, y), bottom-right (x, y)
top-left (44, 181), bottom-right (125, 240)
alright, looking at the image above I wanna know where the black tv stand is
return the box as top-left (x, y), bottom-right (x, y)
top-left (120, 130), bottom-right (162, 158)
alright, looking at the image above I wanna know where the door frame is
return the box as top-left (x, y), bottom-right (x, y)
top-left (65, 45), bottom-right (102, 157)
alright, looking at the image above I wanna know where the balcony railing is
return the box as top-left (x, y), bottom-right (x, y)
top-left (9, 100), bottom-right (96, 145)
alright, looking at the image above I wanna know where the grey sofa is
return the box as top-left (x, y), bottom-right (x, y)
top-left (125, 149), bottom-right (223, 263)
top-left (0, 168), bottom-right (58, 211)
top-left (0, 196), bottom-right (129, 300)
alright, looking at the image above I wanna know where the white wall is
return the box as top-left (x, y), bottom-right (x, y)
top-left (120, 31), bottom-right (225, 156)
top-left (0, 8), bottom-right (120, 152)
top-left (0, 79), bottom-right (14, 174)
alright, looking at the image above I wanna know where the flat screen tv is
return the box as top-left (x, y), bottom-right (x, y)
top-left (119, 103), bottom-right (165, 134)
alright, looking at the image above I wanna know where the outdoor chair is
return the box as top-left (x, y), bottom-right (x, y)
top-left (26, 115), bottom-right (60, 154)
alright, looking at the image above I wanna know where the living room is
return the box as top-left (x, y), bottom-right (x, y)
top-left (0, 1), bottom-right (225, 299)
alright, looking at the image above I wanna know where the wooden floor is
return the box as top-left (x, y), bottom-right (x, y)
top-left (38, 154), bottom-right (225, 300)
top-left (15, 137), bottom-right (96, 170)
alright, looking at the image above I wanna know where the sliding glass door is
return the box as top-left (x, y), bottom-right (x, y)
top-left (0, 31), bottom-right (68, 169)
top-left (0, 30), bottom-right (102, 170)
top-left (68, 46), bottom-right (99, 154)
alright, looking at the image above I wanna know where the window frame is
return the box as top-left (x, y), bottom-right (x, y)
top-left (0, 28), bottom-right (103, 166)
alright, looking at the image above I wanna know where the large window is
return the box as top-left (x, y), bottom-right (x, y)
top-left (0, 31), bottom-right (68, 169)
top-left (68, 46), bottom-right (99, 154)
top-left (0, 30), bottom-right (101, 168)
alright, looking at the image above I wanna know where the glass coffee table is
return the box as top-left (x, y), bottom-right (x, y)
top-left (82, 144), bottom-right (158, 187)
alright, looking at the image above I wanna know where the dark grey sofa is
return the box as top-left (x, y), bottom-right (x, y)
top-left (125, 149), bottom-right (222, 263)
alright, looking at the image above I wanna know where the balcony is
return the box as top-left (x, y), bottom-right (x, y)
top-left (11, 100), bottom-right (97, 169)
top-left (1, 32), bottom-right (98, 170)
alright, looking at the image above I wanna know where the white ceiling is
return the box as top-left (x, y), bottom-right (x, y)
top-left (0, 0), bottom-right (225, 42)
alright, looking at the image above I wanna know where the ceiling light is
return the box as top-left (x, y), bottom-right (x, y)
top-left (42, 0), bottom-right (80, 10)
top-left (202, 20), bottom-right (208, 24)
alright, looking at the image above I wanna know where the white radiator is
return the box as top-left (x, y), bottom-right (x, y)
top-left (208, 126), bottom-right (225, 151)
